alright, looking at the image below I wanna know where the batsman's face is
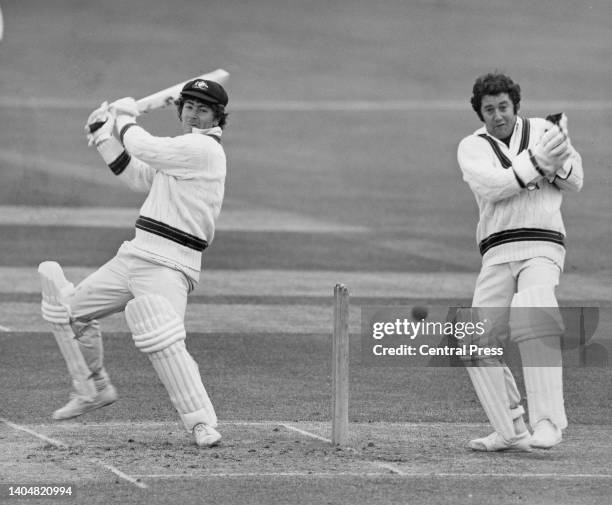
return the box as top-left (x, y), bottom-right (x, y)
top-left (181, 100), bottom-right (218, 133)
top-left (481, 93), bottom-right (517, 140)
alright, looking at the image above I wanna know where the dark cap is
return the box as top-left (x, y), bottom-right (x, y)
top-left (180, 79), bottom-right (228, 107)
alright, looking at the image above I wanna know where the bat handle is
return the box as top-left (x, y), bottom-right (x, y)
top-left (88, 120), bottom-right (106, 134)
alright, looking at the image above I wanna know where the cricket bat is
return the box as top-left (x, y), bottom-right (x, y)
top-left (136, 68), bottom-right (229, 113)
top-left (88, 68), bottom-right (230, 132)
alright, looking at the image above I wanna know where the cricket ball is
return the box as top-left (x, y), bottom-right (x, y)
top-left (411, 305), bottom-right (428, 320)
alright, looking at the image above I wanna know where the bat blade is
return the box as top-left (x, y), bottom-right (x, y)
top-left (136, 69), bottom-right (230, 113)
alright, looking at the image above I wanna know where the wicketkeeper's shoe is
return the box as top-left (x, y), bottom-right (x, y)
top-left (530, 419), bottom-right (562, 449)
top-left (193, 423), bottom-right (221, 447)
top-left (52, 384), bottom-right (118, 420)
top-left (469, 430), bottom-right (532, 452)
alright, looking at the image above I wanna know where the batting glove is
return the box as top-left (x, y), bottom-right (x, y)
top-left (529, 126), bottom-right (571, 177)
top-left (85, 101), bottom-right (115, 147)
top-left (109, 97), bottom-right (140, 118)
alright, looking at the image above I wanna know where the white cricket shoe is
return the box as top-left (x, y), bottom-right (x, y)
top-left (469, 430), bottom-right (532, 452)
top-left (530, 420), bottom-right (562, 449)
top-left (193, 423), bottom-right (221, 447)
top-left (53, 384), bottom-right (118, 420)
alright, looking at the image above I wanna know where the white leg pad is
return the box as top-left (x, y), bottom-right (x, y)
top-left (520, 339), bottom-right (567, 430)
top-left (466, 365), bottom-right (516, 442)
top-left (510, 285), bottom-right (564, 344)
top-left (503, 365), bottom-right (522, 407)
top-left (125, 294), bottom-right (217, 431)
top-left (39, 261), bottom-right (96, 400)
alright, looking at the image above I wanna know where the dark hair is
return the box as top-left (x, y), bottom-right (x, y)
top-left (176, 98), bottom-right (229, 129)
top-left (470, 72), bottom-right (521, 121)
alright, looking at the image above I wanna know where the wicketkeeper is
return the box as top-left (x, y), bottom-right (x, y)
top-left (456, 72), bottom-right (583, 451)
top-left (39, 79), bottom-right (229, 447)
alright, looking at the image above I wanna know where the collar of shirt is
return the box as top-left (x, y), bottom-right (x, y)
top-left (475, 117), bottom-right (522, 149)
top-left (191, 126), bottom-right (223, 138)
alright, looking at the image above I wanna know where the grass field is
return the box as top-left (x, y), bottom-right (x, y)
top-left (1, 1), bottom-right (611, 504)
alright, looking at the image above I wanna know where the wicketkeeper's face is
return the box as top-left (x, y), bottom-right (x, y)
top-left (480, 93), bottom-right (517, 140)
top-left (181, 99), bottom-right (219, 133)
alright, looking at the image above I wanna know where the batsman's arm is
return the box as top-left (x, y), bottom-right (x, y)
top-left (457, 136), bottom-right (541, 202)
top-left (95, 137), bottom-right (155, 193)
top-left (550, 148), bottom-right (583, 192)
top-left (85, 107), bottom-right (154, 193)
top-left (119, 121), bottom-right (222, 180)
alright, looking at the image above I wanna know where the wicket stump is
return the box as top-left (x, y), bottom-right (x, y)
top-left (332, 283), bottom-right (349, 445)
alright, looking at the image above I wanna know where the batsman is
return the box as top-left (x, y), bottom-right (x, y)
top-left (457, 72), bottom-right (583, 451)
top-left (39, 78), bottom-right (229, 447)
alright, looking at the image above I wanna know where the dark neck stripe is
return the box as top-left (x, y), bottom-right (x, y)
top-left (135, 216), bottom-right (208, 251)
top-left (478, 134), bottom-right (512, 168)
top-left (478, 117), bottom-right (530, 169)
top-left (518, 117), bottom-right (530, 153)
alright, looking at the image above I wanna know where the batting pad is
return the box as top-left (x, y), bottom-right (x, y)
top-left (509, 285), bottom-right (564, 344)
top-left (38, 261), bottom-right (96, 400)
top-left (125, 294), bottom-right (217, 431)
top-left (520, 339), bottom-right (567, 430)
top-left (466, 365), bottom-right (516, 442)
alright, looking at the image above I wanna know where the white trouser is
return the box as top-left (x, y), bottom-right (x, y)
top-left (68, 245), bottom-right (191, 387)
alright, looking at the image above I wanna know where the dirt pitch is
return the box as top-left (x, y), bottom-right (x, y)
top-left (1, 0), bottom-right (612, 503)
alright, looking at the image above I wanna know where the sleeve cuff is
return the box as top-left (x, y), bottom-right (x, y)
top-left (512, 150), bottom-right (542, 187)
top-left (555, 159), bottom-right (573, 180)
top-left (95, 136), bottom-right (125, 164)
top-left (115, 114), bottom-right (138, 140)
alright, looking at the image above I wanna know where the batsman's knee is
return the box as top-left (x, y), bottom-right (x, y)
top-left (455, 307), bottom-right (508, 363)
top-left (509, 285), bottom-right (564, 343)
top-left (70, 318), bottom-right (101, 339)
top-left (39, 261), bottom-right (75, 324)
top-left (125, 294), bottom-right (186, 353)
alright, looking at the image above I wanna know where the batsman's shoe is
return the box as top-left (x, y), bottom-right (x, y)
top-left (53, 384), bottom-right (118, 420)
top-left (530, 419), bottom-right (562, 449)
top-left (469, 430), bottom-right (532, 452)
top-left (193, 423), bottom-right (221, 447)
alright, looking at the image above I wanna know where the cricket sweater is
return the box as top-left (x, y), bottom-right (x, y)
top-left (457, 116), bottom-right (583, 270)
top-left (97, 124), bottom-right (226, 284)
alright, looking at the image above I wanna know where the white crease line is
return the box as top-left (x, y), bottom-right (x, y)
top-left (0, 417), bottom-right (68, 447)
top-left (436, 473), bottom-right (612, 479)
top-left (0, 417), bottom-right (148, 489)
top-left (130, 471), bottom-right (612, 479)
top-left (278, 423), bottom-right (332, 443)
top-left (90, 460), bottom-right (148, 488)
top-left (278, 423), bottom-right (405, 475)
top-left (0, 324), bottom-right (11, 332)
top-left (45, 420), bottom-right (292, 429)
top-left (133, 472), bottom-right (394, 479)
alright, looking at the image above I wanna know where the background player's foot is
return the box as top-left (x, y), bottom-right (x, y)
top-left (469, 430), bottom-right (532, 452)
top-left (530, 419), bottom-right (562, 449)
top-left (193, 423), bottom-right (221, 447)
top-left (52, 384), bottom-right (118, 420)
